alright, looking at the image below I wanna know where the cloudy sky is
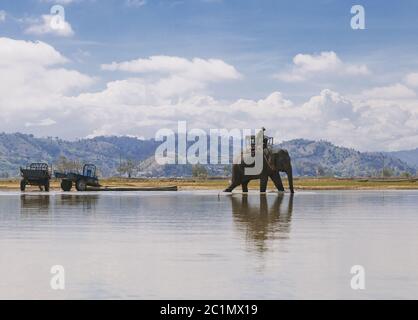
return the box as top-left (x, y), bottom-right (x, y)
top-left (1, 0), bottom-right (418, 151)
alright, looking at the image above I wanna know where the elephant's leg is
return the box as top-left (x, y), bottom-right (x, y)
top-left (242, 181), bottom-right (249, 193)
top-left (270, 172), bottom-right (285, 192)
top-left (224, 181), bottom-right (240, 192)
top-left (287, 167), bottom-right (294, 194)
top-left (260, 175), bottom-right (268, 193)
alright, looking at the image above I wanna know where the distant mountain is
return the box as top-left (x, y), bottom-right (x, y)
top-left (278, 139), bottom-right (415, 177)
top-left (0, 133), bottom-right (415, 178)
top-left (0, 133), bottom-right (158, 177)
top-left (387, 149), bottom-right (418, 168)
top-left (139, 138), bottom-right (415, 178)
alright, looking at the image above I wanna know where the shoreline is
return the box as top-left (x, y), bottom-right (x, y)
top-left (1, 177), bottom-right (418, 191)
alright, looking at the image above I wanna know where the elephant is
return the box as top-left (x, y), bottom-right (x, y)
top-left (224, 148), bottom-right (294, 193)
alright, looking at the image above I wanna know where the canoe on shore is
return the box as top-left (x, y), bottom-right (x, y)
top-left (356, 178), bottom-right (418, 183)
top-left (86, 186), bottom-right (178, 192)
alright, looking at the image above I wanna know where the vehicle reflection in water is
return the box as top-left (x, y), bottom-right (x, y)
top-left (20, 193), bottom-right (99, 215)
top-left (20, 194), bottom-right (51, 215)
top-left (55, 194), bottom-right (99, 211)
top-left (231, 194), bottom-right (294, 254)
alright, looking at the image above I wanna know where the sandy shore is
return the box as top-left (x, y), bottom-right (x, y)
top-left (1, 177), bottom-right (418, 191)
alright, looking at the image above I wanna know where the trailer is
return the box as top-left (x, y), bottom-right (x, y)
top-left (55, 164), bottom-right (178, 192)
top-left (20, 163), bottom-right (51, 192)
top-left (55, 164), bottom-right (100, 192)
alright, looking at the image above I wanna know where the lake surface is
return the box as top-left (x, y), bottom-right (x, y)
top-left (0, 190), bottom-right (418, 299)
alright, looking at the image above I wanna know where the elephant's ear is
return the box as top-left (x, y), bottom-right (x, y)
top-left (270, 151), bottom-right (279, 171)
top-left (274, 150), bottom-right (285, 169)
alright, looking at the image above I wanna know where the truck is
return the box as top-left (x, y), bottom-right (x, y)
top-left (20, 163), bottom-right (51, 192)
top-left (55, 164), bottom-right (100, 192)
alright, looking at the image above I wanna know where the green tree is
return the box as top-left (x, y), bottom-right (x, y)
top-left (382, 167), bottom-right (394, 178)
top-left (192, 164), bottom-right (208, 178)
top-left (55, 156), bottom-right (82, 173)
top-left (400, 171), bottom-right (412, 179)
top-left (117, 159), bottom-right (138, 178)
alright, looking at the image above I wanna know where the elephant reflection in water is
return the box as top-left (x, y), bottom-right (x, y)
top-left (230, 194), bottom-right (293, 253)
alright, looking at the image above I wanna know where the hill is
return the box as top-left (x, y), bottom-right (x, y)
top-left (279, 139), bottom-right (415, 177)
top-left (388, 149), bottom-right (418, 168)
top-left (0, 133), bottom-right (415, 178)
top-left (0, 133), bottom-right (158, 177)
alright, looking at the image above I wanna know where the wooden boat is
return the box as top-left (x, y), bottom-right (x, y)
top-left (357, 178), bottom-right (418, 183)
top-left (86, 185), bottom-right (178, 192)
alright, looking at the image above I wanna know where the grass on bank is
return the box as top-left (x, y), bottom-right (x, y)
top-left (1, 177), bottom-right (418, 191)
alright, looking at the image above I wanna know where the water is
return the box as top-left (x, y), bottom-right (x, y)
top-left (0, 190), bottom-right (418, 299)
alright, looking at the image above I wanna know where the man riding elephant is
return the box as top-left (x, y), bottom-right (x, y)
top-left (224, 128), bottom-right (294, 193)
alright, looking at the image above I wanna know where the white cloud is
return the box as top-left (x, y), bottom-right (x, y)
top-left (1, 38), bottom-right (418, 152)
top-left (404, 73), bottom-right (418, 88)
top-left (0, 10), bottom-right (6, 22)
top-left (102, 55), bottom-right (241, 81)
top-left (125, 0), bottom-right (147, 7)
top-left (25, 118), bottom-right (57, 127)
top-left (0, 37), bottom-right (68, 66)
top-left (276, 51), bottom-right (370, 82)
top-left (24, 14), bottom-right (74, 37)
top-left (39, 0), bottom-right (79, 4)
top-left (69, 81), bottom-right (418, 151)
top-left (0, 38), bottom-right (94, 136)
top-left (102, 56), bottom-right (241, 96)
top-left (361, 83), bottom-right (416, 99)
top-left (68, 70), bottom-right (418, 150)
top-left (0, 38), bottom-right (92, 95)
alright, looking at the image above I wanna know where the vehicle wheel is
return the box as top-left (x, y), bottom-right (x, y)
top-left (76, 180), bottom-right (87, 192)
top-left (61, 180), bottom-right (72, 192)
top-left (45, 181), bottom-right (50, 192)
top-left (20, 180), bottom-right (26, 192)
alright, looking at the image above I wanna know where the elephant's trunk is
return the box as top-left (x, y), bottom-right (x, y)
top-left (287, 165), bottom-right (294, 193)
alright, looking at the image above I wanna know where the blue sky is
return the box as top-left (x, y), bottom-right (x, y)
top-left (2, 0), bottom-right (418, 98)
top-left (1, 0), bottom-right (418, 151)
